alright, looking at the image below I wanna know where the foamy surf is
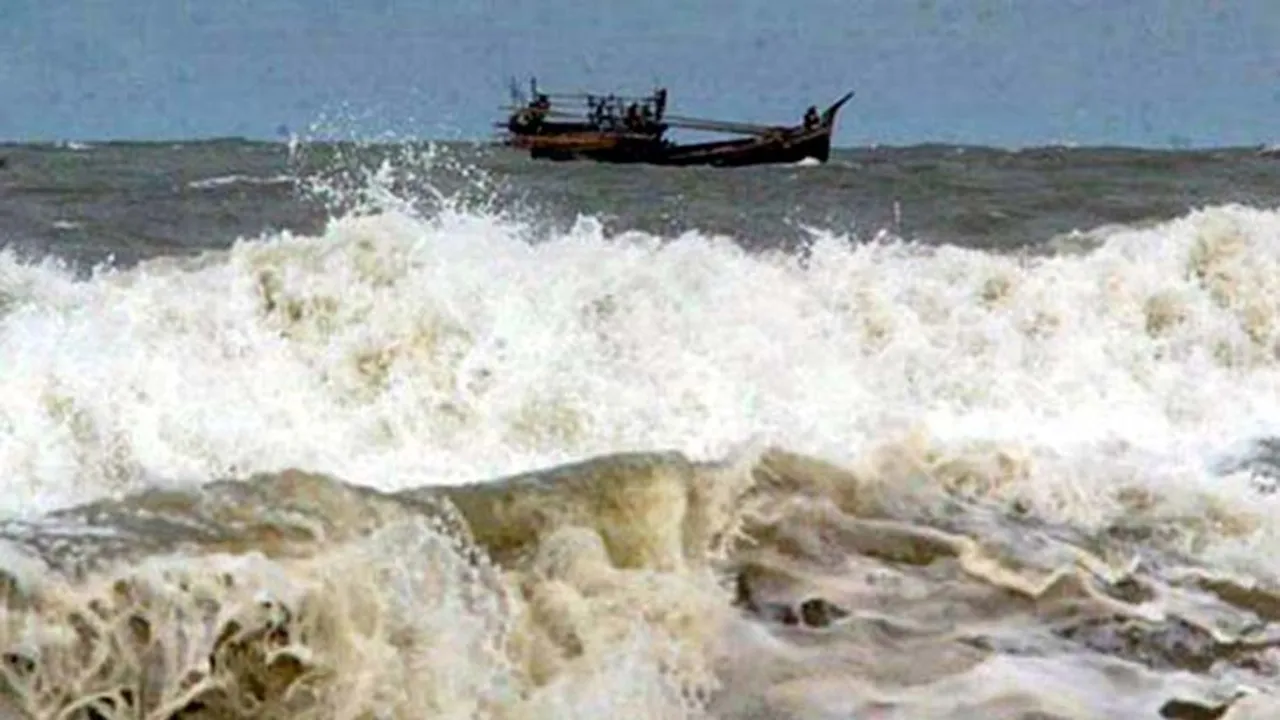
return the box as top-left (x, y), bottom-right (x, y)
top-left (186, 174), bottom-right (295, 191)
top-left (1, 448), bottom-right (1278, 718)
top-left (4, 178), bottom-right (1280, 716)
top-left (4, 202), bottom-right (1280, 521)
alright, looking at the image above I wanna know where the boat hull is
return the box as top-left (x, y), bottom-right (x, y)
top-left (525, 127), bottom-right (832, 166)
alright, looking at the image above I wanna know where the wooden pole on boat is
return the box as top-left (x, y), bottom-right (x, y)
top-left (495, 107), bottom-right (791, 137)
top-left (661, 114), bottom-right (788, 137)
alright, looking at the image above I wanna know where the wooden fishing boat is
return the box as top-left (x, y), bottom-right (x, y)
top-left (496, 78), bottom-right (853, 167)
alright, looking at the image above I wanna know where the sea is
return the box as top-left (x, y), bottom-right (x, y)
top-left (1, 138), bottom-right (1280, 719)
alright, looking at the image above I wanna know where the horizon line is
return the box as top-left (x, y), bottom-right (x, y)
top-left (1, 135), bottom-right (1276, 153)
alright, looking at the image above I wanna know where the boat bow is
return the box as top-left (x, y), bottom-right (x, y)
top-left (822, 92), bottom-right (855, 126)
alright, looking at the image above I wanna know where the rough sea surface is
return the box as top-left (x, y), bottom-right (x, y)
top-left (2, 138), bottom-right (1280, 718)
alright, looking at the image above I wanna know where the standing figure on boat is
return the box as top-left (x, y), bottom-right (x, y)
top-left (600, 94), bottom-right (618, 130)
top-left (625, 102), bottom-right (643, 131)
top-left (589, 95), bottom-right (605, 127)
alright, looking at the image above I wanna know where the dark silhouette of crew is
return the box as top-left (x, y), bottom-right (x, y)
top-left (804, 106), bottom-right (820, 130)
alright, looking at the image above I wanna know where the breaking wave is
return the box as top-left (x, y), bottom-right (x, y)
top-left (2, 145), bottom-right (1280, 717)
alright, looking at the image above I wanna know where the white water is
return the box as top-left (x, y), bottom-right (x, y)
top-left (2, 202), bottom-right (1280, 567)
top-left (5, 196), bottom-right (1280, 717)
top-left (186, 173), bottom-right (296, 190)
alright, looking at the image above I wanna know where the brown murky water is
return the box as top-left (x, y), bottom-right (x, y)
top-left (2, 446), bottom-right (1278, 719)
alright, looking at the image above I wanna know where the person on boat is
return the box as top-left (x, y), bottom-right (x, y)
top-left (593, 95), bottom-right (612, 130)
top-left (804, 106), bottom-right (820, 130)
top-left (587, 95), bottom-right (603, 126)
top-left (507, 110), bottom-right (530, 133)
top-left (654, 88), bottom-right (668, 120)
top-left (528, 94), bottom-right (550, 122)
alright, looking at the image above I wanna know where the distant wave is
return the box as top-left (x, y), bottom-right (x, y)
top-left (186, 173), bottom-right (295, 190)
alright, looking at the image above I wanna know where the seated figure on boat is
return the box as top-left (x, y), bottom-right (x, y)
top-left (590, 95), bottom-right (620, 131)
top-left (631, 90), bottom-right (668, 134)
top-left (804, 106), bottom-right (820, 130)
top-left (507, 93), bottom-right (554, 133)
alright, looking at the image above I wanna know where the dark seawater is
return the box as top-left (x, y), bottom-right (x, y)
top-left (2, 139), bottom-right (1280, 718)
top-left (2, 140), bottom-right (1278, 268)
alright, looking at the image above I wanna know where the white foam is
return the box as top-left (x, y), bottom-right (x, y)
top-left (2, 201), bottom-right (1280, 561)
top-left (186, 173), bottom-right (295, 190)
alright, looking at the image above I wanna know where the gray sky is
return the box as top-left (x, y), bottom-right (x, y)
top-left (1, 0), bottom-right (1277, 147)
